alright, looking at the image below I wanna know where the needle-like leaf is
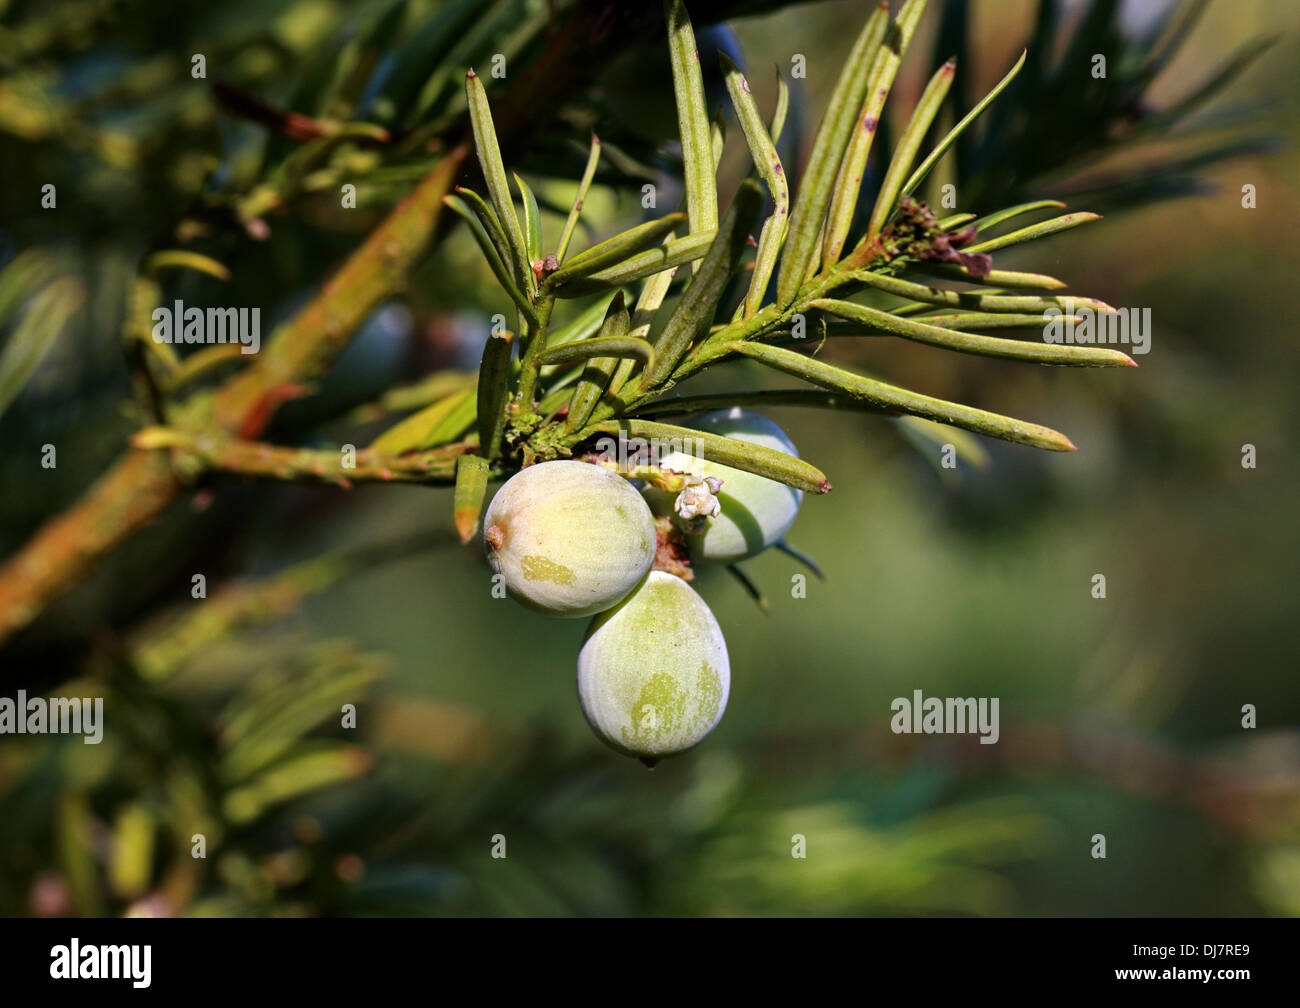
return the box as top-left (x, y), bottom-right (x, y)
top-left (583, 417), bottom-right (832, 493)
top-left (970, 199), bottom-right (1066, 233)
top-left (721, 53), bottom-right (786, 205)
top-left (424, 386), bottom-right (479, 447)
top-left (565, 293), bottom-right (631, 433)
top-left (557, 133), bottom-right (601, 263)
top-left (901, 50), bottom-right (1026, 200)
top-left (513, 172), bottom-right (542, 266)
top-left (453, 453), bottom-right (491, 544)
top-left (792, 314), bottom-right (1081, 337)
top-left (544, 213), bottom-right (687, 289)
top-left (665, 0), bottom-right (718, 240)
top-left (536, 367), bottom-right (587, 417)
top-left (454, 186), bottom-right (514, 284)
top-left (770, 68), bottom-right (790, 145)
top-left (721, 52), bottom-right (790, 321)
top-left (548, 230), bottom-right (711, 297)
top-left (963, 212), bottom-right (1102, 254)
top-left (536, 335), bottom-right (654, 371)
top-left (866, 56), bottom-right (955, 242)
top-left (894, 415), bottom-right (991, 471)
top-left (823, 0), bottom-right (924, 264)
top-left (710, 105), bottom-right (726, 172)
top-left (848, 273), bottom-right (1116, 314)
top-left (609, 239), bottom-right (684, 397)
top-left (647, 180), bottom-right (764, 386)
top-left (442, 195), bottom-right (539, 327)
top-left (477, 329), bottom-right (515, 460)
top-left (630, 389), bottom-right (894, 417)
top-left (898, 312), bottom-right (1084, 331)
top-left (913, 264), bottom-right (1066, 289)
top-left (544, 292), bottom-right (624, 351)
top-left (465, 69), bottom-right (529, 291)
top-left (774, 540), bottom-right (825, 580)
top-left (728, 340), bottom-right (1078, 451)
top-left (1149, 36), bottom-right (1273, 130)
top-left (776, 2), bottom-right (891, 307)
top-left (369, 384), bottom-right (477, 455)
top-left (0, 277), bottom-right (83, 420)
top-left (1138, 0), bottom-right (1210, 83)
top-left (144, 250), bottom-right (232, 282)
top-left (813, 298), bottom-right (1134, 366)
top-left (725, 563), bottom-right (769, 613)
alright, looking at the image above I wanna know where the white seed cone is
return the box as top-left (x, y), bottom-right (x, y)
top-left (577, 571), bottom-right (730, 759)
top-left (483, 460), bottom-right (656, 618)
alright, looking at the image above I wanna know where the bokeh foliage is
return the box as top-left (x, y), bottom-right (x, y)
top-left (0, 0), bottom-right (1295, 916)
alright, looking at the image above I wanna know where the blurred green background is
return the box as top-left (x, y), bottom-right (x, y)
top-left (0, 0), bottom-right (1296, 916)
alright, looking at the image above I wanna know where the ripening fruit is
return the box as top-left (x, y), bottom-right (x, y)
top-left (484, 460), bottom-right (656, 618)
top-left (577, 571), bottom-right (730, 762)
top-left (645, 407), bottom-right (802, 562)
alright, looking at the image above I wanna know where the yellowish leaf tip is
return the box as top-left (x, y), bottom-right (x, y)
top-left (454, 508), bottom-right (479, 545)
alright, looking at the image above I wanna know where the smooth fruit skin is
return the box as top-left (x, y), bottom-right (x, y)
top-left (577, 571), bottom-right (730, 760)
top-left (645, 408), bottom-right (802, 562)
top-left (483, 460), bottom-right (656, 618)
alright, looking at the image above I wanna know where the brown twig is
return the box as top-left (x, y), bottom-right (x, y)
top-left (0, 149), bottom-right (467, 647)
top-left (211, 149), bottom-right (466, 438)
top-left (0, 451), bottom-right (179, 642)
top-left (143, 430), bottom-right (472, 487)
top-left (212, 82), bottom-right (392, 144)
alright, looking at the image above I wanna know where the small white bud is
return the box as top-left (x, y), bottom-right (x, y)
top-left (674, 475), bottom-right (723, 520)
